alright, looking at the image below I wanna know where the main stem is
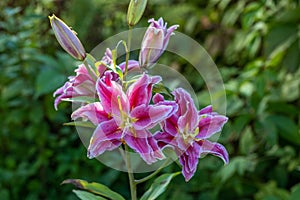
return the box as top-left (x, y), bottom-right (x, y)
top-left (124, 26), bottom-right (133, 79)
top-left (125, 144), bottom-right (137, 200)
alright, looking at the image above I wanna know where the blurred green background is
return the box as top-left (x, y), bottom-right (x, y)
top-left (1, 0), bottom-right (299, 199)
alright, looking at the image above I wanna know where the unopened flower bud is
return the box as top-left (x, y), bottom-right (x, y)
top-left (49, 14), bottom-right (86, 60)
top-left (127, 0), bottom-right (148, 27)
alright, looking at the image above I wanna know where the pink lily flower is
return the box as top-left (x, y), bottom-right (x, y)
top-left (139, 18), bottom-right (179, 68)
top-left (72, 73), bottom-right (177, 164)
top-left (53, 48), bottom-right (140, 110)
top-left (53, 64), bottom-right (97, 110)
top-left (154, 88), bottom-right (229, 181)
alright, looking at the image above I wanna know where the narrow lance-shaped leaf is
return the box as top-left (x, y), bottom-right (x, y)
top-left (140, 172), bottom-right (180, 200)
top-left (63, 121), bottom-right (96, 129)
top-left (72, 190), bottom-right (106, 200)
top-left (62, 179), bottom-right (125, 200)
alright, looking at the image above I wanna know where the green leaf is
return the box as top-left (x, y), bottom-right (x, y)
top-left (239, 126), bottom-right (255, 155)
top-left (268, 115), bottom-right (300, 145)
top-left (62, 179), bottom-right (125, 200)
top-left (73, 190), bottom-right (107, 200)
top-left (265, 35), bottom-right (297, 68)
top-left (63, 121), bottom-right (96, 128)
top-left (289, 183), bottom-right (300, 200)
top-left (152, 83), bottom-right (173, 99)
top-left (62, 96), bottom-right (98, 103)
top-left (140, 172), bottom-right (180, 200)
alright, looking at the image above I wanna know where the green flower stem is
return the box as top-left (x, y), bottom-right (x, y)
top-left (124, 26), bottom-right (133, 79)
top-left (135, 158), bottom-right (171, 184)
top-left (125, 144), bottom-right (137, 200)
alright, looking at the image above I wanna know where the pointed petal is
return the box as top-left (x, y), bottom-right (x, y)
top-left (173, 88), bottom-right (198, 133)
top-left (131, 104), bottom-right (174, 130)
top-left (197, 115), bottom-right (228, 139)
top-left (53, 64), bottom-right (97, 110)
top-left (71, 102), bottom-right (109, 125)
top-left (124, 130), bottom-right (165, 164)
top-left (199, 105), bottom-right (213, 115)
top-left (88, 119), bottom-right (122, 158)
top-left (179, 144), bottom-right (201, 182)
top-left (198, 140), bottom-right (229, 164)
top-left (162, 24), bottom-right (179, 49)
top-left (163, 114), bottom-right (179, 136)
top-left (127, 73), bottom-right (161, 109)
top-left (96, 74), bottom-right (129, 117)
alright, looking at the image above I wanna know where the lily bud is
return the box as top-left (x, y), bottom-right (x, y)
top-left (49, 14), bottom-right (86, 60)
top-left (127, 0), bottom-right (147, 27)
top-left (139, 18), bottom-right (179, 68)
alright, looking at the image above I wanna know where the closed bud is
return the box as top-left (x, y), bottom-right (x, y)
top-left (127, 0), bottom-right (147, 27)
top-left (49, 14), bottom-right (86, 60)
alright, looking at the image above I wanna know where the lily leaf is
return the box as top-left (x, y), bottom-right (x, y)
top-left (62, 96), bottom-right (98, 103)
top-left (63, 121), bottom-right (96, 128)
top-left (63, 179), bottom-right (125, 200)
top-left (152, 83), bottom-right (173, 98)
top-left (140, 172), bottom-right (180, 200)
top-left (73, 190), bottom-right (107, 200)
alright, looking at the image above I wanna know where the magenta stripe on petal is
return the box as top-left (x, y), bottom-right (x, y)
top-left (127, 74), bottom-right (161, 109)
top-left (131, 104), bottom-right (174, 130)
top-left (197, 115), bottom-right (228, 139)
top-left (87, 119), bottom-right (122, 158)
top-left (198, 140), bottom-right (229, 164)
top-left (71, 102), bottom-right (109, 125)
top-left (124, 130), bottom-right (164, 164)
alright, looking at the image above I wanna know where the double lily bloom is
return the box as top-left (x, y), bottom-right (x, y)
top-left (72, 73), bottom-right (176, 164)
top-left (154, 88), bottom-right (229, 181)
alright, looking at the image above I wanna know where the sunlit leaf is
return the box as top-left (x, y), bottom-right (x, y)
top-left (62, 96), bottom-right (98, 103)
top-left (140, 172), bottom-right (180, 200)
top-left (62, 179), bottom-right (125, 200)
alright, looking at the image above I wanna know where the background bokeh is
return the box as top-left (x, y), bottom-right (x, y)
top-left (0, 0), bottom-right (299, 199)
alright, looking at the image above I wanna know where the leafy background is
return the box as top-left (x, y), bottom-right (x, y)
top-left (0, 0), bottom-right (299, 199)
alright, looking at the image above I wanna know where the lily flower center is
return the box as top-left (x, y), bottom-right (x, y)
top-left (117, 96), bottom-right (137, 135)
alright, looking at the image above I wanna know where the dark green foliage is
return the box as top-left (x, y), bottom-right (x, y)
top-left (1, 0), bottom-right (299, 199)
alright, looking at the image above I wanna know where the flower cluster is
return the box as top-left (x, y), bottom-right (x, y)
top-left (52, 17), bottom-right (228, 181)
